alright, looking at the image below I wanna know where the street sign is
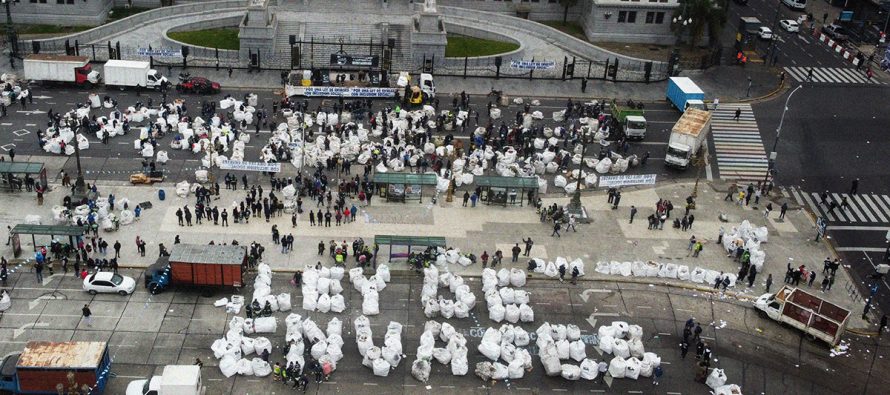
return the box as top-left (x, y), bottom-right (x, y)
top-left (330, 54), bottom-right (378, 67)
top-left (137, 48), bottom-right (182, 57)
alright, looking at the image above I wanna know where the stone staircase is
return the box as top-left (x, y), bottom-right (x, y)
top-left (277, 0), bottom-right (413, 15)
top-left (267, 12), bottom-right (415, 70)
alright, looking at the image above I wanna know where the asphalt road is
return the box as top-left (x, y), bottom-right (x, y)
top-left (0, 266), bottom-right (886, 394)
top-left (0, 83), bottom-right (693, 186)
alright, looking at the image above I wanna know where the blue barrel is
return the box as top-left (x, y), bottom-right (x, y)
top-left (158, 189), bottom-right (166, 201)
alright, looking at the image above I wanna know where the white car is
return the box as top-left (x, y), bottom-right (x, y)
top-left (83, 272), bottom-right (136, 295)
top-left (780, 19), bottom-right (800, 33)
top-left (125, 377), bottom-right (160, 395)
top-left (758, 27), bottom-right (774, 40)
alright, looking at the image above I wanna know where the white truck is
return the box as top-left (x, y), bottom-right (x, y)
top-left (126, 365), bottom-right (206, 395)
top-left (664, 108), bottom-right (711, 170)
top-left (104, 60), bottom-right (167, 89)
top-left (23, 54), bottom-right (100, 85)
top-left (754, 285), bottom-right (850, 346)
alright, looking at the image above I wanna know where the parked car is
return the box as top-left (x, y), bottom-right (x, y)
top-left (780, 19), bottom-right (800, 33)
top-left (176, 77), bottom-right (221, 94)
top-left (758, 26), bottom-right (774, 40)
top-left (821, 24), bottom-right (849, 42)
top-left (83, 272), bottom-right (136, 295)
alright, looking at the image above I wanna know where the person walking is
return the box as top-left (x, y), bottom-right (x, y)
top-left (733, 108), bottom-right (742, 121)
top-left (779, 202), bottom-right (788, 220)
top-left (571, 266), bottom-right (579, 285)
top-left (551, 221), bottom-right (561, 238)
top-left (766, 273), bottom-right (773, 292)
top-left (558, 263), bottom-right (566, 282)
top-left (680, 340), bottom-right (689, 359)
top-left (629, 206), bottom-right (637, 223)
top-left (806, 67), bottom-right (814, 82)
top-left (82, 304), bottom-right (93, 327)
top-left (565, 215), bottom-right (577, 232)
top-left (692, 241), bottom-right (703, 257)
top-left (462, 191), bottom-right (470, 207)
top-left (652, 365), bottom-right (663, 386)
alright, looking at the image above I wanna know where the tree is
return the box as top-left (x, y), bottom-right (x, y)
top-left (559, 0), bottom-right (579, 24)
top-left (671, 0), bottom-right (728, 48)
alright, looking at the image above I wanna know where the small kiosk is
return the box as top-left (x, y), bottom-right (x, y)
top-left (371, 173), bottom-right (438, 203)
top-left (476, 176), bottom-right (539, 207)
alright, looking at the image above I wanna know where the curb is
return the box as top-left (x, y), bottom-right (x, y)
top-left (738, 77), bottom-right (787, 104)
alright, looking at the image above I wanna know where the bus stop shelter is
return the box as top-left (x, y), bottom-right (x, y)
top-left (9, 224), bottom-right (84, 258)
top-left (371, 173), bottom-right (438, 203)
top-left (374, 235), bottom-right (446, 261)
top-left (0, 162), bottom-right (47, 192)
top-left (476, 176), bottom-right (539, 207)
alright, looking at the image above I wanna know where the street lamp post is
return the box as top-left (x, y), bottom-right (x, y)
top-left (72, 126), bottom-right (87, 195)
top-left (766, 85), bottom-right (803, 183)
top-left (566, 134), bottom-right (590, 223)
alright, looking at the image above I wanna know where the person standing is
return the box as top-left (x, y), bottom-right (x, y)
top-left (82, 304), bottom-right (93, 327)
top-left (629, 206), bottom-right (638, 223)
top-left (779, 202), bottom-right (788, 220)
top-left (851, 178), bottom-right (859, 195)
top-left (511, 244), bottom-right (521, 262)
top-left (880, 314), bottom-right (888, 336)
top-left (652, 365), bottom-right (663, 386)
top-left (113, 240), bottom-right (121, 258)
top-left (766, 273), bottom-right (773, 292)
top-left (522, 238), bottom-right (534, 256)
top-left (551, 221), bottom-right (561, 238)
top-left (680, 340), bottom-right (689, 359)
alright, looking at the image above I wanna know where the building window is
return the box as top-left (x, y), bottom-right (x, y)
top-left (655, 12), bottom-right (665, 23)
top-left (618, 11), bottom-right (637, 23)
top-left (646, 12), bottom-right (655, 24)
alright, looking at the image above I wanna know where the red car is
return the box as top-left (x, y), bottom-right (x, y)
top-left (176, 77), bottom-right (221, 94)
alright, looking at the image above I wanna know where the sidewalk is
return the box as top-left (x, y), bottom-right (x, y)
top-left (0, 155), bottom-right (874, 332)
top-left (0, 56), bottom-right (782, 102)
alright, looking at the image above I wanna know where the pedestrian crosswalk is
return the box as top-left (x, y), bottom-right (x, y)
top-left (783, 66), bottom-right (884, 85)
top-left (710, 103), bottom-right (770, 183)
top-left (789, 187), bottom-right (890, 224)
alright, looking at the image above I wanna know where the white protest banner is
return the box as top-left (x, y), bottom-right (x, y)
top-left (598, 174), bottom-right (657, 188)
top-left (287, 86), bottom-right (397, 98)
top-left (219, 160), bottom-right (281, 173)
top-left (510, 60), bottom-right (556, 70)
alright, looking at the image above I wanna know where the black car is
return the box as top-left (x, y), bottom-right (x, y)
top-left (175, 77), bottom-right (221, 94)
top-left (733, 0), bottom-right (748, 5)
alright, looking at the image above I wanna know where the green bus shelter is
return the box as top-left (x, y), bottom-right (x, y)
top-left (371, 173), bottom-right (438, 203)
top-left (475, 176), bottom-right (539, 207)
top-left (9, 224), bottom-right (84, 258)
top-left (374, 235), bottom-right (446, 261)
top-left (0, 162), bottom-right (47, 192)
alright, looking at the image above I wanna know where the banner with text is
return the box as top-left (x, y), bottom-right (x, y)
top-left (287, 86), bottom-right (397, 98)
top-left (510, 60), bottom-right (556, 70)
top-left (137, 48), bottom-right (182, 57)
top-left (219, 160), bottom-right (281, 173)
top-left (598, 174), bottom-right (657, 188)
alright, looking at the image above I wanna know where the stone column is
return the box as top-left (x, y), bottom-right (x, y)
top-left (410, 1), bottom-right (446, 70)
top-left (239, 0), bottom-right (277, 67)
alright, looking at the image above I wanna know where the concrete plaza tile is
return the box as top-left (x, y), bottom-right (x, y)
top-left (117, 301), bottom-right (169, 332)
top-left (70, 329), bottom-right (114, 343)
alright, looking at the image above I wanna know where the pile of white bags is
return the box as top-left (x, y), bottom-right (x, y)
top-left (483, 267), bottom-right (533, 324)
top-left (300, 265), bottom-right (346, 313)
top-left (421, 265), bottom-right (476, 320)
top-left (414, 320), bottom-right (469, 379)
top-left (472, 324), bottom-right (533, 381)
top-left (722, 220), bottom-right (768, 273)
